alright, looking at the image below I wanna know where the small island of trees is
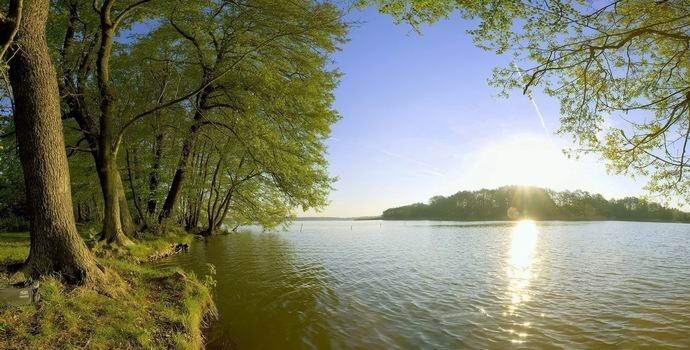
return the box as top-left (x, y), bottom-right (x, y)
top-left (382, 186), bottom-right (690, 223)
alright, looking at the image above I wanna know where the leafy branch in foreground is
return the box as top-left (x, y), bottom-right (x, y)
top-left (369, 0), bottom-right (690, 202)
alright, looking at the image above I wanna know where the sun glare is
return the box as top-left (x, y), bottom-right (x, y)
top-left (462, 135), bottom-right (585, 190)
top-left (504, 219), bottom-right (540, 343)
top-left (510, 220), bottom-right (538, 269)
top-left (507, 220), bottom-right (539, 313)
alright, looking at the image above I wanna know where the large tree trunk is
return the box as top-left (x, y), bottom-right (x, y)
top-left (92, 146), bottom-right (136, 244)
top-left (116, 171), bottom-right (137, 235)
top-left (83, 148), bottom-right (137, 238)
top-left (96, 150), bottom-right (132, 245)
top-left (94, 2), bottom-right (131, 245)
top-left (8, 0), bottom-right (107, 284)
top-left (72, 127), bottom-right (136, 237)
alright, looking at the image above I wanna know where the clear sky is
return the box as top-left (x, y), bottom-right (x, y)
top-left (304, 8), bottom-right (646, 218)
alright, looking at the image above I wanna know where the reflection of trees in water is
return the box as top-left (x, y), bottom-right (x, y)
top-left (431, 222), bottom-right (515, 229)
top-left (190, 233), bottom-right (336, 350)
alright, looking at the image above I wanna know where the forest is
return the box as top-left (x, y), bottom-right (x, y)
top-left (0, 0), bottom-right (346, 348)
top-left (0, 0), bottom-right (346, 238)
top-left (0, 0), bottom-right (345, 275)
top-left (0, 0), bottom-right (688, 348)
top-left (382, 186), bottom-right (690, 222)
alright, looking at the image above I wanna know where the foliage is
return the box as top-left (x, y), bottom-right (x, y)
top-left (0, 0), bottom-right (345, 344)
top-left (369, 0), bottom-right (690, 202)
top-left (0, 129), bottom-right (28, 232)
top-left (382, 186), bottom-right (690, 222)
top-left (202, 263), bottom-right (217, 290)
top-left (44, 0), bottom-right (348, 234)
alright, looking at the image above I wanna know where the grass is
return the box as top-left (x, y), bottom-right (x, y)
top-left (92, 228), bottom-right (195, 263)
top-left (0, 232), bottom-right (29, 267)
top-left (0, 230), bottom-right (217, 350)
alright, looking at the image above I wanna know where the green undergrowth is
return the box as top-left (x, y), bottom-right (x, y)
top-left (0, 230), bottom-right (217, 350)
top-left (0, 232), bottom-right (29, 267)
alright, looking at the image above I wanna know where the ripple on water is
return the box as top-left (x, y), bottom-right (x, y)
top-left (161, 221), bottom-right (690, 349)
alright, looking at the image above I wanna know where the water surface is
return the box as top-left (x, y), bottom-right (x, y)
top-left (161, 220), bottom-right (690, 349)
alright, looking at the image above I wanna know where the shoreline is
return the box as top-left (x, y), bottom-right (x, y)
top-left (378, 218), bottom-right (690, 224)
top-left (0, 230), bottom-right (216, 349)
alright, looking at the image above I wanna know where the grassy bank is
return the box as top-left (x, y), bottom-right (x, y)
top-left (0, 231), bottom-right (216, 350)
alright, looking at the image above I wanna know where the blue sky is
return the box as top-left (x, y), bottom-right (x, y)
top-left (305, 8), bottom-right (645, 217)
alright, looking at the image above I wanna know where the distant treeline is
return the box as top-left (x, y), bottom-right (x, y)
top-left (382, 186), bottom-right (690, 222)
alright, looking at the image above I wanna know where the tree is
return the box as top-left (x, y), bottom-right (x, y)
top-left (50, 0), bottom-right (345, 239)
top-left (150, 0), bottom-right (346, 223)
top-left (83, 0), bottom-right (345, 232)
top-left (0, 0), bottom-right (22, 60)
top-left (7, 0), bottom-right (351, 248)
top-left (7, 0), bottom-right (107, 285)
top-left (53, 0), bottom-right (146, 245)
top-left (369, 0), bottom-right (690, 203)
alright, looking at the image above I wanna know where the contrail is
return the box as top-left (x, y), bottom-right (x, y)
top-left (379, 149), bottom-right (445, 177)
top-left (513, 63), bottom-right (549, 136)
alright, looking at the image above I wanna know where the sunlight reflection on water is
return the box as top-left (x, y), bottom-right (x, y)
top-left (506, 220), bottom-right (539, 343)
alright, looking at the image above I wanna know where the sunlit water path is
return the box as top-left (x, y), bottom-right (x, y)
top-left (160, 221), bottom-right (690, 349)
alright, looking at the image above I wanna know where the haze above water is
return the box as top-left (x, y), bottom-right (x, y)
top-left (162, 221), bottom-right (690, 349)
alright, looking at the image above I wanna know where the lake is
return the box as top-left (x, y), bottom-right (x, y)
top-left (160, 220), bottom-right (690, 349)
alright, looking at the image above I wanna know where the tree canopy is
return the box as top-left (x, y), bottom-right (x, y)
top-left (369, 0), bottom-right (690, 202)
top-left (0, 0), bottom-right (348, 241)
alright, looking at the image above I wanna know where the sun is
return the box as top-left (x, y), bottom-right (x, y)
top-left (483, 136), bottom-right (562, 186)
top-left (461, 134), bottom-right (585, 190)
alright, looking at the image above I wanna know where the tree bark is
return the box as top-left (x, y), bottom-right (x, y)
top-left (88, 149), bottom-right (136, 239)
top-left (94, 0), bottom-right (131, 245)
top-left (147, 132), bottom-right (163, 215)
top-left (8, 0), bottom-right (107, 284)
top-left (116, 170), bottom-right (137, 235)
top-left (96, 150), bottom-right (132, 245)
